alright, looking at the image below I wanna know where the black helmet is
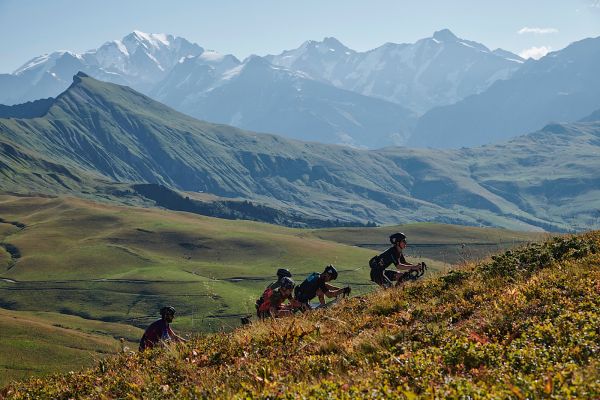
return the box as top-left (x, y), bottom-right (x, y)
top-left (160, 306), bottom-right (176, 317)
top-left (280, 276), bottom-right (295, 290)
top-left (276, 268), bottom-right (292, 279)
top-left (389, 232), bottom-right (407, 245)
top-left (323, 264), bottom-right (338, 280)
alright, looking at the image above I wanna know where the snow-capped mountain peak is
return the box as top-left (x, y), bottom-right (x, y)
top-left (14, 51), bottom-right (81, 75)
top-left (267, 29), bottom-right (526, 113)
top-left (123, 30), bottom-right (175, 52)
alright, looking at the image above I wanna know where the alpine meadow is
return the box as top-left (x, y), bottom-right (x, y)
top-left (0, 2), bottom-right (599, 398)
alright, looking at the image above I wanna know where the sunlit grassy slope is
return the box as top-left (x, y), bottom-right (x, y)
top-left (0, 308), bottom-right (141, 386)
top-left (0, 195), bottom-right (383, 332)
top-left (0, 194), bottom-right (542, 388)
top-left (3, 232), bottom-right (598, 398)
top-left (0, 195), bottom-right (540, 330)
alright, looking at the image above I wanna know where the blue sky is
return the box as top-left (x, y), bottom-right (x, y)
top-left (1, 0), bottom-right (599, 73)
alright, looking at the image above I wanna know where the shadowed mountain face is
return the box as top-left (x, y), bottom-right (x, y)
top-left (152, 55), bottom-right (416, 148)
top-left (410, 35), bottom-right (600, 148)
top-left (266, 30), bottom-right (524, 114)
top-left (1, 30), bottom-right (526, 148)
top-left (1, 74), bottom-right (599, 231)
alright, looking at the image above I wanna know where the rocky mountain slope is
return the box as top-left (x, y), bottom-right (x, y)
top-left (266, 29), bottom-right (523, 113)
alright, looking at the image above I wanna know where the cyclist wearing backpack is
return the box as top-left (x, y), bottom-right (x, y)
top-left (369, 232), bottom-right (426, 288)
top-left (255, 268), bottom-right (293, 314)
top-left (257, 277), bottom-right (296, 319)
top-left (294, 265), bottom-right (350, 311)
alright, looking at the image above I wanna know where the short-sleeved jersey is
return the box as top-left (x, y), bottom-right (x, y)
top-left (294, 272), bottom-right (328, 303)
top-left (371, 246), bottom-right (407, 271)
top-left (139, 319), bottom-right (173, 351)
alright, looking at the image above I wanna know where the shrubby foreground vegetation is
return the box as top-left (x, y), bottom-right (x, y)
top-left (2, 233), bottom-right (599, 399)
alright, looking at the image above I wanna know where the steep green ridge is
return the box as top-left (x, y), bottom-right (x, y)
top-left (3, 233), bottom-right (597, 398)
top-left (1, 73), bottom-right (600, 231)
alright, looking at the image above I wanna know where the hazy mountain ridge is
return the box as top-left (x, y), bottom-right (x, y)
top-left (1, 30), bottom-right (529, 148)
top-left (411, 35), bottom-right (600, 148)
top-left (1, 74), bottom-right (600, 231)
top-left (266, 29), bottom-right (524, 113)
top-left (153, 55), bottom-right (416, 148)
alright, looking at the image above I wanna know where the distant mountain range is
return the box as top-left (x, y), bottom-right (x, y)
top-left (0, 31), bottom-right (203, 104)
top-left (1, 29), bottom-right (531, 148)
top-left (151, 55), bottom-right (415, 148)
top-left (5, 30), bottom-right (599, 150)
top-left (1, 74), bottom-right (599, 231)
top-left (411, 35), bottom-right (600, 148)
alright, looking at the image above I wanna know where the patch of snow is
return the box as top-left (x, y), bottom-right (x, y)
top-left (132, 30), bottom-right (171, 49)
top-left (14, 55), bottom-right (50, 74)
top-left (178, 55), bottom-right (196, 63)
top-left (432, 38), bottom-right (441, 44)
top-left (113, 40), bottom-right (129, 56)
top-left (458, 41), bottom-right (488, 53)
top-left (329, 48), bottom-right (336, 52)
top-left (144, 51), bottom-right (164, 70)
top-left (200, 51), bottom-right (224, 62)
top-left (152, 33), bottom-right (171, 46)
top-left (221, 64), bottom-right (244, 80)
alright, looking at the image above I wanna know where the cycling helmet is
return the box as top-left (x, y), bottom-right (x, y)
top-left (389, 232), bottom-right (407, 245)
top-left (160, 306), bottom-right (176, 317)
top-left (276, 268), bottom-right (292, 279)
top-left (280, 276), bottom-right (295, 290)
top-left (323, 264), bottom-right (338, 280)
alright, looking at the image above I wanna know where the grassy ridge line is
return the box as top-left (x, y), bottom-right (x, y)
top-left (3, 233), bottom-right (598, 398)
top-left (303, 223), bottom-right (546, 265)
top-left (305, 223), bottom-right (545, 246)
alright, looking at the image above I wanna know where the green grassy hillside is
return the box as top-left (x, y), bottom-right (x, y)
top-left (0, 195), bottom-right (540, 331)
top-left (2, 74), bottom-right (600, 231)
top-left (0, 308), bottom-right (141, 386)
top-left (2, 232), bottom-right (597, 398)
top-left (0, 195), bottom-right (381, 332)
